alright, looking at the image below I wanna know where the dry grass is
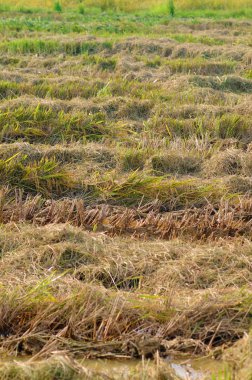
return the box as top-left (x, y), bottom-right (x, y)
top-left (0, 4), bottom-right (252, 379)
top-left (222, 332), bottom-right (252, 380)
top-left (0, 224), bottom-right (251, 362)
top-left (0, 188), bottom-right (251, 240)
top-left (203, 149), bottom-right (243, 177)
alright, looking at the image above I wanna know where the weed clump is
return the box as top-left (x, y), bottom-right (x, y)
top-left (145, 56), bottom-right (162, 68)
top-left (168, 0), bottom-right (175, 17)
top-left (78, 4), bottom-right (85, 14)
top-left (215, 115), bottom-right (251, 140)
top-left (53, 1), bottom-right (62, 12)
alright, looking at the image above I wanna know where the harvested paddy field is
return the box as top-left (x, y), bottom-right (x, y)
top-left (0, 1), bottom-right (252, 379)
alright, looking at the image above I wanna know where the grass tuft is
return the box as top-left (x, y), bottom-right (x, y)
top-left (53, 1), bottom-right (62, 12)
top-left (168, 0), bottom-right (175, 16)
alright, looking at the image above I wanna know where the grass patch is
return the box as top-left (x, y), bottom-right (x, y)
top-left (0, 39), bottom-right (113, 55)
top-left (120, 148), bottom-right (146, 171)
top-left (165, 58), bottom-right (236, 75)
top-left (0, 155), bottom-right (73, 196)
top-left (100, 172), bottom-right (229, 208)
top-left (191, 75), bottom-right (252, 93)
top-left (170, 33), bottom-right (224, 45)
top-left (215, 114), bottom-right (251, 140)
top-left (151, 152), bottom-right (201, 175)
top-left (0, 105), bottom-right (109, 143)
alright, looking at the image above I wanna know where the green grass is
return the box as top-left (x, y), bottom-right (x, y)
top-left (0, 106), bottom-right (110, 143)
top-left (164, 58), bottom-right (237, 75)
top-left (170, 33), bottom-right (225, 45)
top-left (0, 155), bottom-right (72, 196)
top-left (244, 70), bottom-right (252, 79)
top-left (99, 172), bottom-right (230, 208)
top-left (0, 39), bottom-right (113, 55)
top-left (0, 8), bottom-right (251, 40)
top-left (215, 114), bottom-right (251, 139)
top-left (54, 1), bottom-right (62, 12)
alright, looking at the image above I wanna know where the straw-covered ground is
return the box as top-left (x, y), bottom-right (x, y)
top-left (0, 1), bottom-right (252, 379)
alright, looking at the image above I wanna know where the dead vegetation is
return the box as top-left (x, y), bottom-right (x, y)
top-left (0, 224), bottom-right (251, 361)
top-left (0, 188), bottom-right (251, 240)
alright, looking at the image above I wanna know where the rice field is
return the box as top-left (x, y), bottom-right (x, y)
top-left (0, 1), bottom-right (252, 379)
